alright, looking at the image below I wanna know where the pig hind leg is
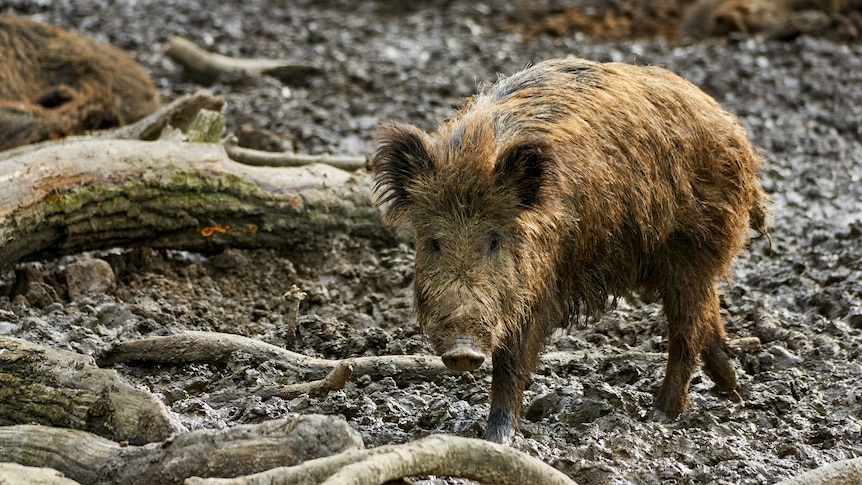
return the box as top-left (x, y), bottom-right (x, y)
top-left (653, 274), bottom-right (738, 420)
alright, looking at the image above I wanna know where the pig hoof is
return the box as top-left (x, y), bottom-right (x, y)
top-left (484, 409), bottom-right (514, 445)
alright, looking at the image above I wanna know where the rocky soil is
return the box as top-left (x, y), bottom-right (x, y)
top-left (1, 1), bottom-right (861, 484)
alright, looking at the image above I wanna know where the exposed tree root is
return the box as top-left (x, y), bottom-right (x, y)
top-left (185, 434), bottom-right (577, 485)
top-left (254, 361), bottom-right (354, 400)
top-left (100, 330), bottom-right (456, 383)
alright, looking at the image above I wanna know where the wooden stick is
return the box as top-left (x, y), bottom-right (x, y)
top-left (225, 143), bottom-right (367, 171)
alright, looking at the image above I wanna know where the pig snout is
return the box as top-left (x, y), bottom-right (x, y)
top-left (441, 337), bottom-right (486, 371)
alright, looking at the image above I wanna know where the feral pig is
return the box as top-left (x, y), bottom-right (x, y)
top-left (370, 58), bottom-right (769, 444)
top-left (0, 15), bottom-right (160, 151)
top-left (681, 0), bottom-right (860, 39)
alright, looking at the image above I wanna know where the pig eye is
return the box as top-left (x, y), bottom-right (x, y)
top-left (488, 230), bottom-right (502, 255)
top-left (429, 237), bottom-right (442, 254)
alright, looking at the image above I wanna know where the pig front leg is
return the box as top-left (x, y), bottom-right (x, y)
top-left (486, 349), bottom-right (524, 444)
top-left (485, 327), bottom-right (541, 444)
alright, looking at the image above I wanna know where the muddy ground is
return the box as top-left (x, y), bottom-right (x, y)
top-left (2, 1), bottom-right (862, 484)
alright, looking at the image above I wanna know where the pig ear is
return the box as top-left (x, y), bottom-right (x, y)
top-left (493, 138), bottom-right (557, 208)
top-left (369, 121), bottom-right (437, 226)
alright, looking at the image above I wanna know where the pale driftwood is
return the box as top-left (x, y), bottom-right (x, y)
top-left (776, 458), bottom-right (862, 485)
top-left (225, 143), bottom-right (367, 171)
top-left (100, 330), bottom-right (457, 383)
top-left (0, 463), bottom-right (81, 485)
top-left (185, 434), bottom-right (577, 485)
top-left (0, 337), bottom-right (183, 444)
top-left (166, 36), bottom-right (321, 84)
top-left (0, 138), bottom-right (389, 271)
top-left (0, 415), bottom-right (364, 485)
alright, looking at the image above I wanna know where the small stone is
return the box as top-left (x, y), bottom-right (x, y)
top-left (65, 258), bottom-right (116, 300)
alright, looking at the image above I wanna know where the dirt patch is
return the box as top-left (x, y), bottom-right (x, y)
top-left (2, 1), bottom-right (862, 484)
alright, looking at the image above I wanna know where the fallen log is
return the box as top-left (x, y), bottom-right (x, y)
top-left (0, 138), bottom-right (389, 271)
top-left (0, 415), bottom-right (364, 485)
top-left (185, 434), bottom-right (577, 485)
top-left (0, 337), bottom-right (183, 444)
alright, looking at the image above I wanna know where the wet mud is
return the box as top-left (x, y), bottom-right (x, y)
top-left (1, 1), bottom-right (861, 483)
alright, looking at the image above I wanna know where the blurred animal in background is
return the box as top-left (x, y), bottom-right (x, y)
top-left (683, 0), bottom-right (862, 40)
top-left (0, 15), bottom-right (160, 151)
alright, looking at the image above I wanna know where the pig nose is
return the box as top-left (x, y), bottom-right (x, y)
top-left (441, 338), bottom-right (486, 372)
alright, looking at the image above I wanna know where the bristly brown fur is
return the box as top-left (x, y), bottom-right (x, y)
top-left (370, 57), bottom-right (769, 443)
top-left (0, 15), bottom-right (160, 151)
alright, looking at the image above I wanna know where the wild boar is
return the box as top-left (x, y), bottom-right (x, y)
top-left (0, 15), bottom-right (160, 151)
top-left (370, 58), bottom-right (769, 443)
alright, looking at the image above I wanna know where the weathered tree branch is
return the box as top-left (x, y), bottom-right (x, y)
top-left (0, 415), bottom-right (364, 485)
top-left (0, 337), bottom-right (183, 444)
top-left (185, 434), bottom-right (577, 485)
top-left (166, 36), bottom-right (322, 84)
top-left (100, 330), bottom-right (457, 383)
top-left (0, 138), bottom-right (389, 271)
